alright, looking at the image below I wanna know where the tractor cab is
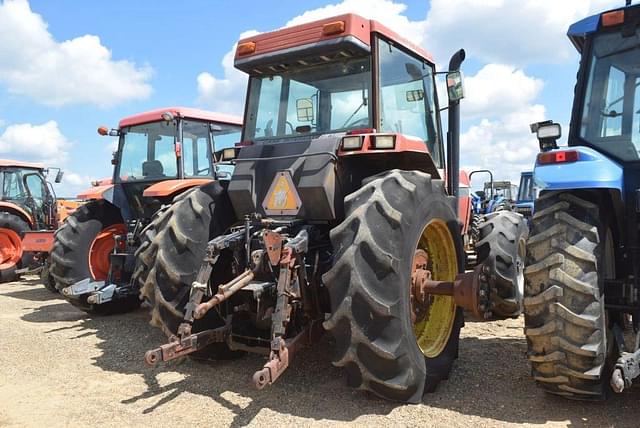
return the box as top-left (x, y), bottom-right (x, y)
top-left (89, 107), bottom-right (242, 220)
top-left (227, 14), bottom-right (464, 220)
top-left (0, 160), bottom-right (60, 230)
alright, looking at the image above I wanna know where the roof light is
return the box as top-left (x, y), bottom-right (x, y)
top-left (161, 111), bottom-right (175, 122)
top-left (602, 10), bottom-right (624, 27)
top-left (322, 21), bottom-right (346, 36)
top-left (372, 135), bottom-right (396, 150)
top-left (341, 135), bottom-right (363, 151)
top-left (97, 126), bottom-right (109, 136)
top-left (537, 150), bottom-right (579, 165)
top-left (237, 42), bottom-right (256, 56)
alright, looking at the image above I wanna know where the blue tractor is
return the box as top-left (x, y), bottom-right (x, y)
top-left (515, 171), bottom-right (537, 221)
top-left (524, 2), bottom-right (640, 399)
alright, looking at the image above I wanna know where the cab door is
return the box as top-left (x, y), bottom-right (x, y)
top-left (23, 172), bottom-right (51, 229)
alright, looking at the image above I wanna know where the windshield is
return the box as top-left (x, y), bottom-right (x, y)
top-left (578, 28), bottom-right (640, 160)
top-left (244, 56), bottom-right (371, 140)
top-left (118, 121), bottom-right (178, 181)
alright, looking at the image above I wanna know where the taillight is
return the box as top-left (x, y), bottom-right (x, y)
top-left (537, 150), bottom-right (579, 165)
top-left (371, 135), bottom-right (396, 149)
top-left (341, 135), bottom-right (364, 150)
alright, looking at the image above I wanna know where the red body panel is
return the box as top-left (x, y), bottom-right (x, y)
top-left (21, 231), bottom-right (54, 252)
top-left (142, 178), bottom-right (214, 198)
top-left (235, 13), bottom-right (434, 63)
top-left (77, 184), bottom-right (114, 200)
top-left (119, 107), bottom-right (242, 128)
top-left (337, 133), bottom-right (429, 157)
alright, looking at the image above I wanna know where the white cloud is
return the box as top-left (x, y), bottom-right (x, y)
top-left (461, 105), bottom-right (547, 183)
top-left (424, 0), bottom-right (622, 66)
top-left (196, 30), bottom-right (259, 115)
top-left (285, 0), bottom-right (426, 43)
top-left (463, 64), bottom-right (544, 119)
top-left (0, 120), bottom-right (105, 197)
top-left (0, 121), bottom-right (70, 165)
top-left (0, 0), bottom-right (152, 107)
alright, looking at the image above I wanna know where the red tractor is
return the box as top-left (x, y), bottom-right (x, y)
top-left (0, 159), bottom-right (73, 287)
top-left (50, 107), bottom-right (242, 314)
top-left (139, 15), bottom-right (526, 402)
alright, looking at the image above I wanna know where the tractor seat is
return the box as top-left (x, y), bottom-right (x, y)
top-left (142, 160), bottom-right (165, 177)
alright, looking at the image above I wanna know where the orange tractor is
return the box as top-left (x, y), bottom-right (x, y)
top-left (0, 159), bottom-right (78, 288)
top-left (139, 15), bottom-right (527, 402)
top-left (50, 107), bottom-right (242, 314)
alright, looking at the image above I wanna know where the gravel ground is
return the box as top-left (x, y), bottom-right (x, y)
top-left (1, 277), bottom-right (639, 427)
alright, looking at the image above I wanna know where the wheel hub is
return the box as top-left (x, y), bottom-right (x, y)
top-left (0, 227), bottom-right (23, 270)
top-left (411, 249), bottom-right (432, 324)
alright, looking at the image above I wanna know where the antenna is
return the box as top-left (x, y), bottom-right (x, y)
top-left (627, 0), bottom-right (632, 6)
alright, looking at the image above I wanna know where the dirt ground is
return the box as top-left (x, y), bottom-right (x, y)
top-left (0, 277), bottom-right (638, 427)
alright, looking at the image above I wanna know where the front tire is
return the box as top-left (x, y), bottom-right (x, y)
top-left (524, 192), bottom-right (611, 398)
top-left (323, 170), bottom-right (464, 403)
top-left (476, 211), bottom-right (528, 318)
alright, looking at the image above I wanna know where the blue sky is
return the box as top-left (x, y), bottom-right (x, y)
top-left (0, 0), bottom-right (629, 195)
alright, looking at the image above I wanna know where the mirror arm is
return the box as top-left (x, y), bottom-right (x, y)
top-left (446, 49), bottom-right (466, 210)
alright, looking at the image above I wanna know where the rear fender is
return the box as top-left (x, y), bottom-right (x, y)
top-left (0, 201), bottom-right (34, 228)
top-left (142, 178), bottom-right (215, 198)
top-left (534, 146), bottom-right (624, 195)
top-left (77, 184), bottom-right (115, 202)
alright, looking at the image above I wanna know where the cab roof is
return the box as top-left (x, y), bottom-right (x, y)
top-left (568, 2), bottom-right (640, 52)
top-left (234, 13), bottom-right (434, 68)
top-left (0, 159), bottom-right (44, 170)
top-left (119, 107), bottom-right (243, 128)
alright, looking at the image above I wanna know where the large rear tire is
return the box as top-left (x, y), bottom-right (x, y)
top-left (134, 182), bottom-right (239, 359)
top-left (323, 169), bottom-right (464, 403)
top-left (0, 212), bottom-right (31, 283)
top-left (50, 200), bottom-right (139, 314)
top-left (476, 211), bottom-right (528, 318)
top-left (524, 192), bottom-right (611, 398)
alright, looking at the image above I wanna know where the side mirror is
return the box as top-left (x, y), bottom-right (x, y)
top-left (98, 126), bottom-right (120, 137)
top-left (446, 71), bottom-right (465, 102)
top-left (54, 170), bottom-right (64, 183)
top-left (530, 121), bottom-right (561, 152)
top-left (296, 98), bottom-right (314, 122)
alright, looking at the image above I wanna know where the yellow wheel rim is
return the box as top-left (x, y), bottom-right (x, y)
top-left (412, 219), bottom-right (458, 358)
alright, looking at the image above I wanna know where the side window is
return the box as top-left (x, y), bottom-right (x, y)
top-left (253, 76), bottom-right (283, 138)
top-left (601, 66), bottom-right (625, 137)
top-left (25, 174), bottom-right (45, 201)
top-left (2, 171), bottom-right (24, 199)
top-left (182, 120), bottom-right (211, 177)
top-left (377, 38), bottom-right (440, 165)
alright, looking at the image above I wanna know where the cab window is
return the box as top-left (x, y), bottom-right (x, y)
top-left (377, 37), bottom-right (441, 166)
